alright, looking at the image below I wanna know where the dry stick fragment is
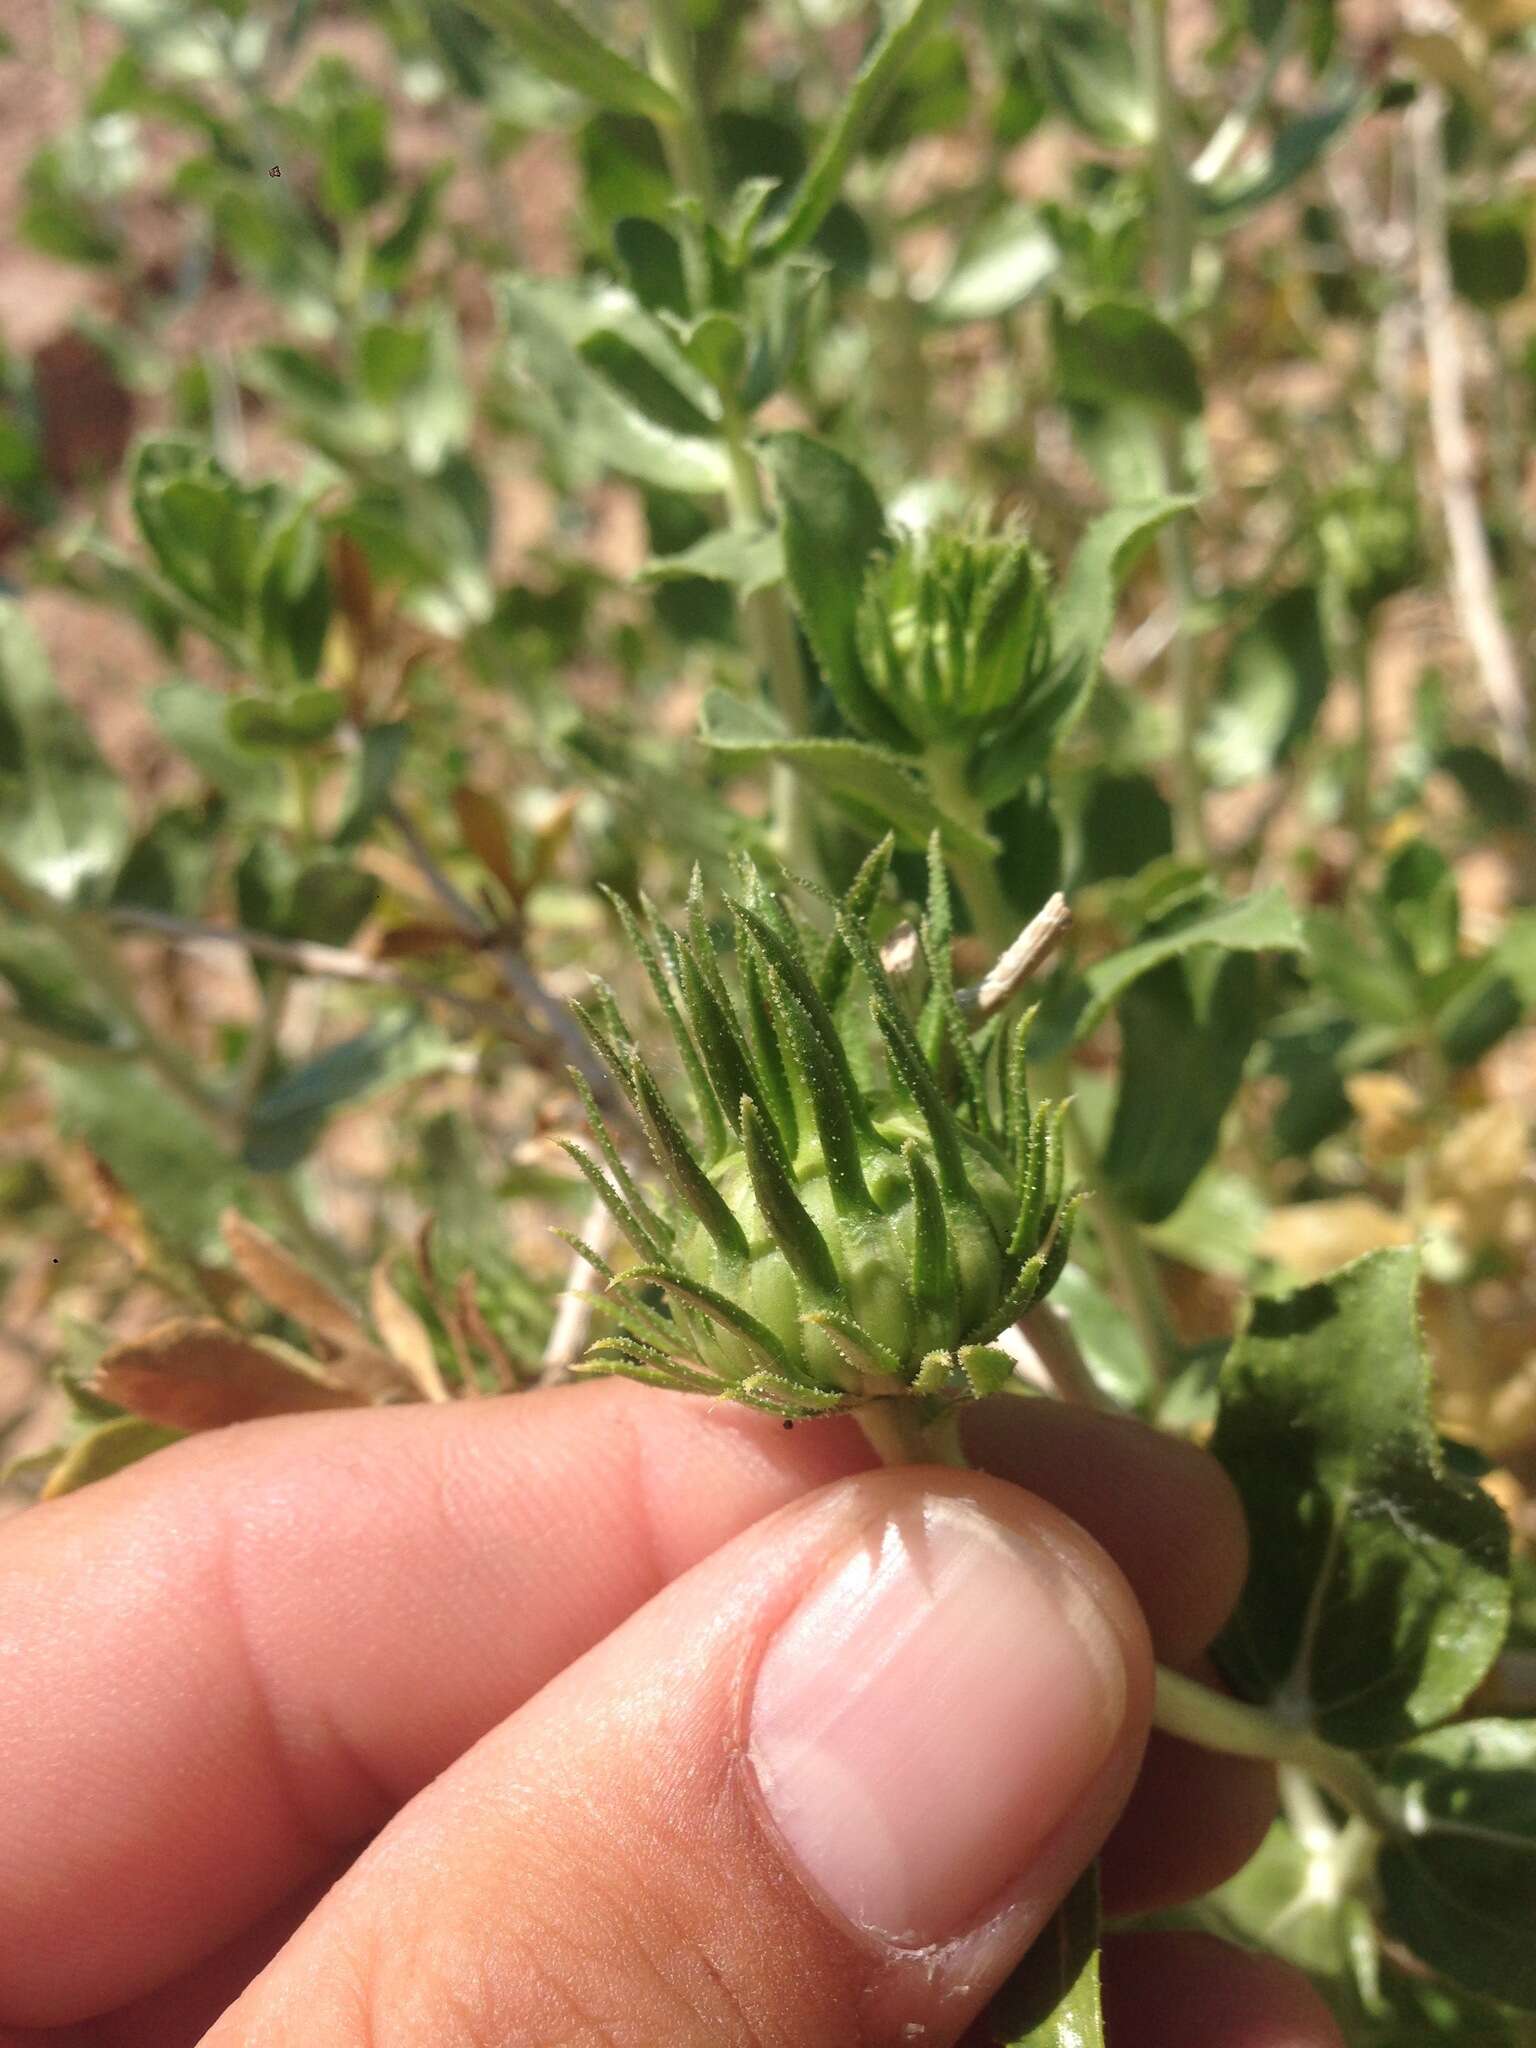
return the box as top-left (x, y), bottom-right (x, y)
top-left (1409, 82), bottom-right (1530, 771)
top-left (1004, 1301), bottom-right (1117, 1412)
top-left (540, 1197), bottom-right (620, 1386)
top-left (107, 908), bottom-right (517, 1032)
top-left (385, 799), bottom-right (626, 1120)
top-left (454, 1268), bottom-right (524, 1393)
top-left (962, 893), bottom-right (1073, 1021)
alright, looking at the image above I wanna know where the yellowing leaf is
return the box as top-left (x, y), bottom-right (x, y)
top-left (370, 1259), bottom-right (450, 1401)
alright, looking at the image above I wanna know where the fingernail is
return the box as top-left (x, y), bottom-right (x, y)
top-left (747, 1492), bottom-right (1128, 1947)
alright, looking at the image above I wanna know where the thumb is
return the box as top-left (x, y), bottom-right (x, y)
top-left (208, 1465), bottom-right (1151, 2046)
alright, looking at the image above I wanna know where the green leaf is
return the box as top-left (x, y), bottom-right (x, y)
top-left (758, 0), bottom-right (965, 259)
top-left (1379, 1719), bottom-right (1536, 2013)
top-left (613, 216), bottom-right (689, 319)
top-left (500, 277), bottom-right (730, 495)
top-left (336, 723), bottom-right (408, 847)
top-left (1196, 89), bottom-right (1361, 220)
top-left (456, 0), bottom-right (683, 123)
top-left (1103, 949), bottom-right (1258, 1224)
top-left (226, 689), bottom-right (347, 753)
top-left (110, 803), bottom-right (219, 919)
top-left (1036, 0), bottom-right (1153, 147)
top-left (318, 85), bottom-right (390, 217)
top-left (1053, 299), bottom-right (1203, 418)
top-left (252, 505), bottom-right (332, 687)
top-left (1377, 839), bottom-right (1460, 982)
top-left (639, 526), bottom-right (784, 596)
top-left (149, 680), bottom-right (286, 817)
top-left (1051, 495), bottom-right (1194, 684)
top-left (979, 1866), bottom-right (1105, 2045)
top-left (41, 1417), bottom-right (183, 1497)
top-left (1447, 202), bottom-right (1530, 310)
top-left (235, 846), bottom-right (379, 949)
top-left (760, 433), bottom-right (902, 745)
top-left (242, 1013), bottom-right (454, 1172)
top-left (0, 599), bottom-right (130, 904)
top-left (1211, 1248), bottom-right (1511, 1748)
top-left (1045, 886), bottom-right (1306, 1052)
top-left (1304, 908), bottom-right (1419, 1029)
top-left (1048, 1264), bottom-right (1155, 1407)
top-left (1198, 587), bottom-right (1329, 787)
top-left (53, 1065), bottom-right (241, 1255)
top-left (926, 205), bottom-right (1061, 323)
top-left (697, 689), bottom-right (993, 857)
top-left (0, 927), bottom-right (121, 1048)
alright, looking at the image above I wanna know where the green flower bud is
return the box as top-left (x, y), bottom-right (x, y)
top-left (855, 523), bottom-right (1053, 749)
top-left (566, 839), bottom-right (1077, 1422)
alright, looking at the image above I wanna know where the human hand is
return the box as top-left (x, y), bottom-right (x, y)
top-left (0, 1381), bottom-right (1343, 2046)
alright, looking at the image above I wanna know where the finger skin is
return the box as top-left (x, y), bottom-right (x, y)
top-left (1101, 1932), bottom-right (1346, 2047)
top-left (205, 1469), bottom-right (1154, 2048)
top-left (0, 1384), bottom-right (1249, 2025)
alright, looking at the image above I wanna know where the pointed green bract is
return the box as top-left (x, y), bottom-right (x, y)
top-left (571, 862), bottom-right (1075, 1419)
top-left (741, 1097), bottom-right (839, 1297)
top-left (904, 1142), bottom-right (953, 1318)
top-left (629, 1057), bottom-right (749, 1263)
top-left (603, 886), bottom-right (728, 1160)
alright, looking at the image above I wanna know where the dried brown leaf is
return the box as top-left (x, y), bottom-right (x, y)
top-left (92, 1319), bottom-right (361, 1431)
top-left (370, 1260), bottom-right (450, 1402)
top-left (452, 786), bottom-right (521, 904)
top-left (220, 1211), bottom-right (369, 1351)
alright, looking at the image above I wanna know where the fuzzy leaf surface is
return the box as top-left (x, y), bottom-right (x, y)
top-left (1378, 1719), bottom-right (1536, 2013)
top-left (1211, 1248), bottom-right (1510, 1748)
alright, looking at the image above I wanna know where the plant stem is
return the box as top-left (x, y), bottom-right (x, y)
top-left (925, 750), bottom-right (1014, 952)
top-left (1132, 0), bottom-right (1209, 864)
top-left (1409, 84), bottom-right (1530, 772)
top-left (856, 1401), bottom-right (1399, 1831)
top-left (643, 0), bottom-right (823, 882)
top-left (1065, 1100), bottom-right (1181, 1389)
top-left (855, 1399), bottom-right (966, 1467)
top-left (720, 395), bottom-right (821, 878)
top-left (1154, 1669), bottom-right (1399, 1830)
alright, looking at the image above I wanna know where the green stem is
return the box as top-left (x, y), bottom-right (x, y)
top-left (1132, 0), bottom-right (1209, 865)
top-left (857, 1402), bottom-right (1398, 1833)
top-left (644, 0), bottom-right (822, 883)
top-left (720, 395), bottom-right (820, 878)
top-left (1066, 1100), bottom-right (1180, 1389)
top-left (1155, 1670), bottom-right (1399, 1830)
top-left (925, 749), bottom-right (1014, 953)
top-left (645, 0), bottom-right (719, 304)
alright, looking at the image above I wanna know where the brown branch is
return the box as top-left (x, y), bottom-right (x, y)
top-left (540, 1197), bottom-right (619, 1386)
top-left (384, 800), bottom-right (625, 1116)
top-left (107, 907), bottom-right (518, 1031)
top-left (1410, 85), bottom-right (1530, 771)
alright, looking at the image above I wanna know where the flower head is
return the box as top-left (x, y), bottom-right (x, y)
top-left (854, 523), bottom-right (1054, 749)
top-left (562, 839), bottom-right (1077, 1422)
